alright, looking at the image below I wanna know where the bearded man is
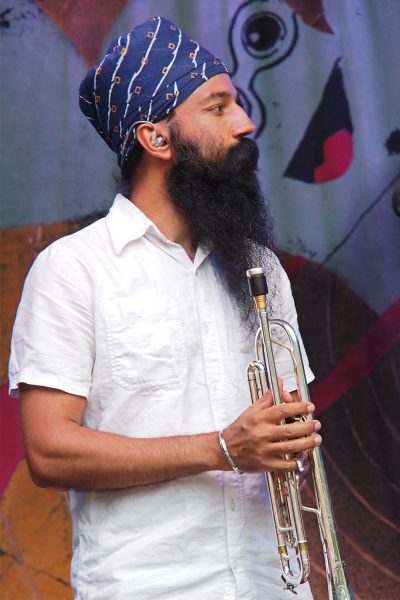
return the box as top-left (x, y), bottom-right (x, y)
top-left (9, 16), bottom-right (321, 600)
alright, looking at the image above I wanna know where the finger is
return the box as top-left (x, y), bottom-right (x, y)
top-left (273, 433), bottom-right (322, 456)
top-left (271, 458), bottom-right (308, 477)
top-left (265, 401), bottom-right (315, 423)
top-left (277, 378), bottom-right (293, 404)
top-left (268, 419), bottom-right (321, 442)
top-left (272, 378), bottom-right (293, 404)
top-left (257, 382), bottom-right (297, 407)
top-left (264, 458), bottom-right (302, 473)
top-left (256, 391), bottom-right (274, 408)
top-left (281, 389), bottom-right (293, 403)
top-left (274, 455), bottom-right (311, 486)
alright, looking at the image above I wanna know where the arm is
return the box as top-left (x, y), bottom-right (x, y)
top-left (21, 382), bottom-right (321, 490)
top-left (17, 248), bottom-right (320, 490)
top-left (20, 384), bottom-right (221, 489)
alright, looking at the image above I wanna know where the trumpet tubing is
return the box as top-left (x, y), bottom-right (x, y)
top-left (246, 267), bottom-right (354, 600)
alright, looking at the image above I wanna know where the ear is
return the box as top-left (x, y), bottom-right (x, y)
top-left (136, 122), bottom-right (172, 161)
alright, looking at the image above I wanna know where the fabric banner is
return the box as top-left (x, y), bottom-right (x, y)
top-left (1, 1), bottom-right (399, 598)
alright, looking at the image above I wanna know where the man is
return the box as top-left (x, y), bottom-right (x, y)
top-left (9, 16), bottom-right (321, 600)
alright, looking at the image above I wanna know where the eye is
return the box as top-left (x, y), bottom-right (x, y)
top-left (245, 13), bottom-right (284, 54)
top-left (240, 9), bottom-right (298, 67)
top-left (209, 104), bottom-right (224, 113)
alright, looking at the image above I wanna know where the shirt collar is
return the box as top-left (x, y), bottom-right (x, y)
top-left (106, 193), bottom-right (164, 255)
top-left (105, 194), bottom-right (210, 268)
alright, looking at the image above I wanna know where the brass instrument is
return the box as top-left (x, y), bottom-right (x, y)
top-left (246, 267), bottom-right (354, 600)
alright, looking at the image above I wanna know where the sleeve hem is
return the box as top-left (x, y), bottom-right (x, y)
top-left (9, 370), bottom-right (91, 399)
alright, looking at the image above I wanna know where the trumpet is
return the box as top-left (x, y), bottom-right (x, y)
top-left (246, 267), bottom-right (354, 600)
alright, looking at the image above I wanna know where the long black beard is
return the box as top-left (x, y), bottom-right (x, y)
top-left (166, 128), bottom-right (275, 327)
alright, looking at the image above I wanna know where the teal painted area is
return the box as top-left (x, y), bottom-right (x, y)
top-left (0, 0), bottom-right (116, 228)
top-left (1, 0), bottom-right (399, 311)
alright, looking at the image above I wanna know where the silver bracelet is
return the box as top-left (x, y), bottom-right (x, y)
top-left (218, 430), bottom-right (243, 474)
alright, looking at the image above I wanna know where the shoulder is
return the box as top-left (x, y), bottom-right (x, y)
top-left (43, 216), bottom-right (108, 257)
top-left (26, 217), bottom-right (109, 297)
top-left (36, 217), bottom-right (107, 268)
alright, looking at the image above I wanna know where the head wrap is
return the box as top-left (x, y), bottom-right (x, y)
top-left (79, 16), bottom-right (229, 166)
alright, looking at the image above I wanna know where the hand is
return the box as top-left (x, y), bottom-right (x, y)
top-left (222, 379), bottom-right (321, 473)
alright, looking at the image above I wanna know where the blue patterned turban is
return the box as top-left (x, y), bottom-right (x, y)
top-left (79, 16), bottom-right (229, 166)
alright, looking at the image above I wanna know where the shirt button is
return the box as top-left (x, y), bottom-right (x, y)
top-left (230, 499), bottom-right (236, 511)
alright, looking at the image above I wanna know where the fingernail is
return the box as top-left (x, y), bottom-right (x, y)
top-left (307, 403), bottom-right (315, 414)
top-left (314, 435), bottom-right (322, 445)
top-left (314, 421), bottom-right (321, 431)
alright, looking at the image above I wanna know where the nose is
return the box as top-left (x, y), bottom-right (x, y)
top-left (232, 104), bottom-right (256, 138)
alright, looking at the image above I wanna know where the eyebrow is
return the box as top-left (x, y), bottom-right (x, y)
top-left (200, 90), bottom-right (238, 104)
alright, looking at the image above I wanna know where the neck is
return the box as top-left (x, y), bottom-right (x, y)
top-left (129, 158), bottom-right (196, 259)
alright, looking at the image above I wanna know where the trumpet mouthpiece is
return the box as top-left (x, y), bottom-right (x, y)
top-left (246, 267), bottom-right (268, 296)
top-left (246, 267), bottom-right (268, 309)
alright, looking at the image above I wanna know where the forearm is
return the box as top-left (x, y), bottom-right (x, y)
top-left (20, 385), bottom-right (226, 490)
top-left (27, 423), bottom-right (225, 490)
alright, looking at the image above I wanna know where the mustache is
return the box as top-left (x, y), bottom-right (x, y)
top-left (170, 131), bottom-right (259, 177)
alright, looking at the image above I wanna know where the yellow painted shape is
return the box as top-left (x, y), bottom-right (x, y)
top-left (0, 460), bottom-right (73, 599)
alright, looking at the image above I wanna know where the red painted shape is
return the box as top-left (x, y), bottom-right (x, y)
top-left (312, 298), bottom-right (400, 413)
top-left (283, 255), bottom-right (307, 278)
top-left (314, 129), bottom-right (353, 183)
top-left (284, 0), bottom-right (334, 34)
top-left (34, 0), bottom-right (129, 66)
top-left (0, 382), bottom-right (24, 495)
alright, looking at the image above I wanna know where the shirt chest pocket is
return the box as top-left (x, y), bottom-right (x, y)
top-left (103, 294), bottom-right (186, 392)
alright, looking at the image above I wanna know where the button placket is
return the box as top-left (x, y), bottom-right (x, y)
top-left (193, 271), bottom-right (228, 426)
top-left (223, 474), bottom-right (250, 595)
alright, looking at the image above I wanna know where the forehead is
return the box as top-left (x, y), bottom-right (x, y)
top-left (176, 73), bottom-right (236, 112)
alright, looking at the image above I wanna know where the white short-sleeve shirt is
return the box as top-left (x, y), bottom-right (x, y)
top-left (9, 194), bottom-right (314, 600)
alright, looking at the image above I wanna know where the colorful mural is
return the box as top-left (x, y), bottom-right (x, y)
top-left (1, 1), bottom-right (399, 598)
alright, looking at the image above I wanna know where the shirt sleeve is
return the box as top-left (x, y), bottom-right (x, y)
top-left (272, 263), bottom-right (315, 393)
top-left (8, 243), bottom-right (95, 398)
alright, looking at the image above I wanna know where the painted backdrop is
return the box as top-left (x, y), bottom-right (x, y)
top-left (1, 1), bottom-right (399, 599)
